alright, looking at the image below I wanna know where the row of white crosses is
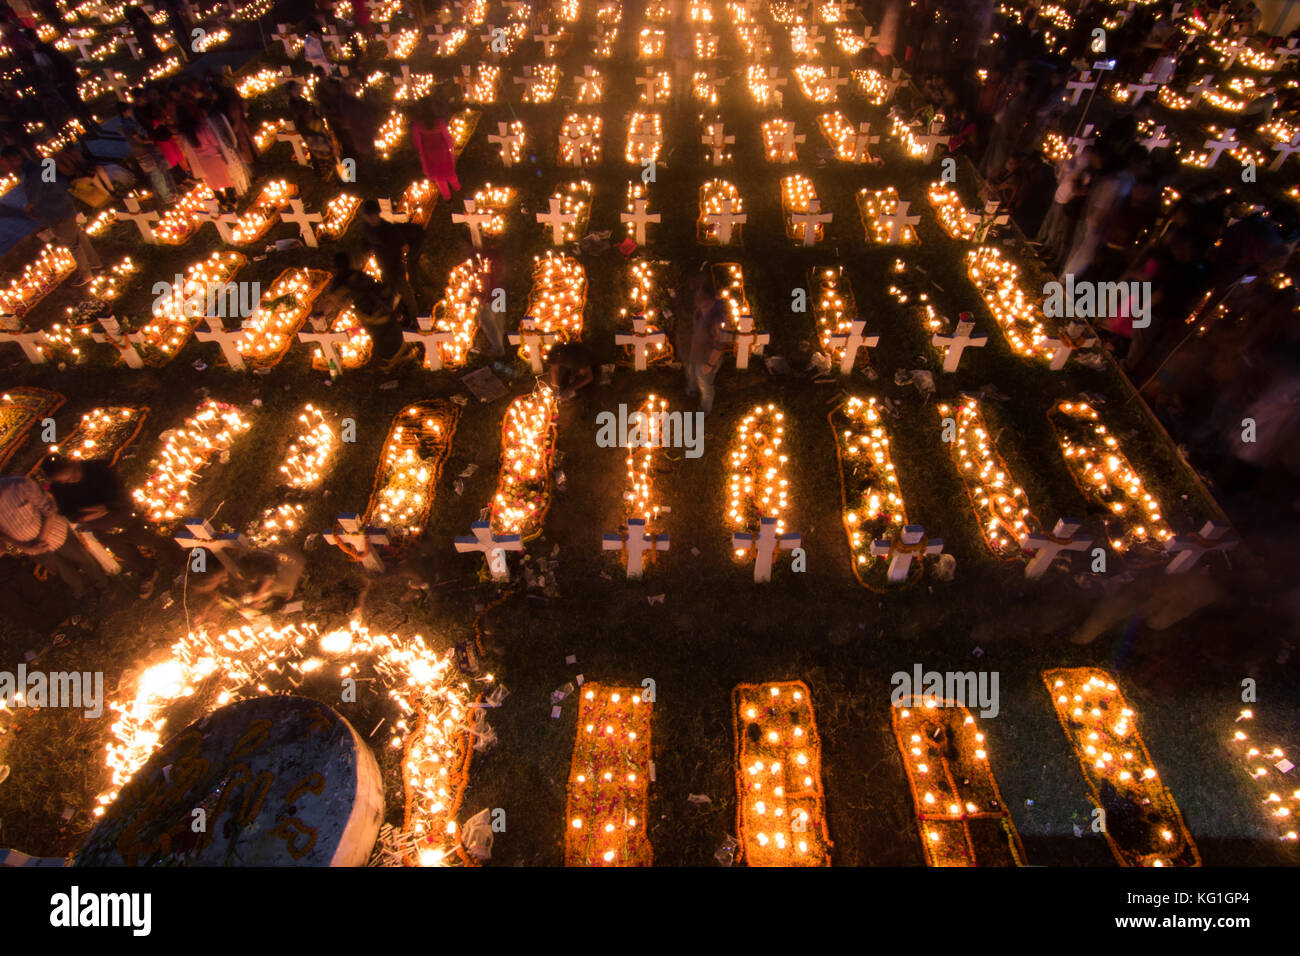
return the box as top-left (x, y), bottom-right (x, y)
top-left (117, 193), bottom-right (324, 247)
top-left (1018, 519), bottom-right (1238, 578)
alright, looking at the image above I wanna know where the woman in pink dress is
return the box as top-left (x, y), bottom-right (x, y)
top-left (412, 100), bottom-right (459, 200)
top-left (175, 110), bottom-right (249, 210)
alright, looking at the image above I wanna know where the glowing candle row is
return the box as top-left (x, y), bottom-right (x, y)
top-left (491, 386), bottom-right (558, 538)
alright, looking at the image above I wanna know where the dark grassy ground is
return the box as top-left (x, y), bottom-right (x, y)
top-left (0, 5), bottom-right (1296, 866)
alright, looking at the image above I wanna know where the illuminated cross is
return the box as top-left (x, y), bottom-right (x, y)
top-left (1067, 124), bottom-right (1095, 157)
top-left (515, 66), bottom-right (550, 100)
top-left (803, 28), bottom-right (826, 55)
top-left (765, 66), bottom-right (788, 90)
top-left (703, 198), bottom-right (746, 244)
top-left (502, 0), bottom-right (528, 15)
top-left (175, 517), bottom-right (247, 573)
top-left (281, 198), bottom-right (323, 248)
top-left (912, 131), bottom-right (946, 163)
top-left (67, 34), bottom-right (97, 61)
top-left (615, 314), bottom-right (666, 370)
top-left (509, 317), bottom-right (559, 373)
top-left (1274, 38), bottom-right (1299, 68)
top-left (620, 197), bottom-right (660, 245)
top-left (725, 313), bottom-right (769, 370)
top-left (392, 64), bottom-right (415, 100)
top-left (320, 24), bottom-right (346, 57)
top-left (1201, 128), bottom-right (1240, 168)
top-left (733, 516), bottom-right (802, 583)
top-left (0, 325), bottom-right (51, 363)
top-left (635, 70), bottom-right (665, 103)
top-left (536, 197), bottom-right (577, 244)
top-left (1042, 322), bottom-right (1098, 370)
top-left (857, 25), bottom-right (879, 51)
top-left (1020, 518), bottom-right (1094, 579)
top-left (877, 201), bottom-right (920, 244)
top-left (118, 195), bottom-right (159, 243)
top-left (195, 315), bottom-right (248, 370)
top-left (791, 201), bottom-right (832, 247)
top-left (870, 525), bottom-right (945, 583)
top-left (273, 23), bottom-right (300, 55)
top-left (1140, 124), bottom-right (1172, 151)
top-left (1126, 73), bottom-right (1159, 105)
top-left (117, 27), bottom-right (141, 60)
top-left (1165, 521), bottom-right (1239, 574)
top-left (576, 64), bottom-right (601, 103)
top-left (534, 23), bottom-right (564, 56)
top-left (1270, 132), bottom-right (1300, 171)
top-left (201, 199), bottom-right (242, 243)
top-left (932, 317), bottom-right (988, 372)
top-left (1186, 74), bottom-right (1215, 106)
top-left (101, 70), bottom-right (131, 101)
top-left (847, 122), bottom-right (880, 163)
top-left (771, 120), bottom-right (805, 161)
top-left (826, 66), bottom-right (849, 96)
top-left (1066, 70), bottom-right (1096, 105)
top-left (375, 23), bottom-right (407, 57)
top-left (90, 315), bottom-right (146, 369)
top-left (703, 124), bottom-right (735, 166)
top-left (880, 67), bottom-right (906, 102)
top-left (376, 197), bottom-right (408, 223)
top-left (1219, 39), bottom-right (1244, 70)
top-left (559, 128), bottom-right (595, 166)
top-left (428, 25), bottom-right (461, 56)
top-left (488, 122), bottom-right (524, 166)
top-left (453, 199), bottom-right (498, 249)
top-left (455, 520), bottom-right (523, 581)
top-left (627, 121), bottom-right (662, 162)
top-left (403, 313), bottom-right (455, 370)
top-left (827, 318), bottom-right (879, 374)
top-left (603, 518), bottom-right (668, 578)
top-left (299, 327), bottom-right (355, 373)
top-left (324, 513), bottom-right (390, 572)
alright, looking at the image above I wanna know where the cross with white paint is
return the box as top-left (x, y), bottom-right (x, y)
top-left (558, 129), bottom-right (595, 166)
top-left (509, 317), bottom-right (560, 373)
top-left (118, 195), bottom-right (159, 243)
top-left (1068, 124), bottom-right (1096, 158)
top-left (615, 314), bottom-right (666, 370)
top-left (1270, 132), bottom-right (1300, 171)
top-left (1042, 323), bottom-right (1098, 370)
top-left (932, 317), bottom-right (987, 372)
top-left (826, 318), bottom-right (879, 375)
top-left (1066, 71), bottom-right (1096, 106)
top-left (455, 520), bottom-right (523, 581)
top-left (1219, 39), bottom-right (1244, 70)
top-left (620, 197), bottom-right (660, 245)
top-left (627, 121), bottom-right (662, 162)
top-left (536, 197), bottom-right (578, 244)
top-left (453, 199), bottom-right (499, 249)
top-left (725, 314), bottom-right (769, 370)
top-left (635, 70), bottom-right (665, 104)
top-left (826, 66), bottom-right (849, 97)
top-left (877, 200), bottom-right (920, 244)
top-left (375, 23), bottom-right (408, 57)
top-left (324, 513), bottom-right (390, 572)
top-left (282, 198), bottom-right (323, 248)
top-left (201, 199), bottom-right (243, 244)
top-left (101, 70), bottom-right (131, 101)
top-left (703, 198), bottom-right (746, 244)
top-left (1019, 518), bottom-right (1093, 579)
top-left (195, 315), bottom-right (248, 370)
top-left (856, 25), bottom-right (880, 52)
top-left (175, 518), bottom-right (247, 573)
top-left (733, 516), bottom-right (802, 583)
top-left (403, 313), bottom-right (455, 370)
top-left (274, 126), bottom-right (311, 167)
top-left (880, 67), bottom-right (906, 102)
top-left (575, 65), bottom-right (602, 103)
top-left (1165, 520), bottom-right (1239, 574)
top-left (427, 25), bottom-right (461, 56)
top-left (1274, 38), bottom-right (1299, 68)
top-left (1186, 74), bottom-right (1215, 106)
top-left (299, 327), bottom-right (355, 373)
top-left (791, 201), bottom-right (831, 246)
top-left (90, 316), bottom-right (146, 369)
top-left (1126, 73), bottom-right (1160, 105)
top-left (1140, 124), bottom-right (1172, 151)
top-left (770, 120), bottom-right (805, 161)
top-left (534, 23), bottom-right (564, 56)
top-left (273, 23), bottom-right (300, 55)
top-left (1201, 128), bottom-right (1240, 168)
top-left (320, 25), bottom-right (346, 57)
top-left (392, 64), bottom-right (415, 100)
top-left (849, 122), bottom-right (880, 162)
top-left (488, 122), bottom-right (524, 166)
top-left (118, 27), bottom-right (141, 60)
top-left (911, 132), bottom-right (946, 163)
top-left (376, 197), bottom-right (409, 223)
top-left (0, 324), bottom-right (52, 363)
top-left (870, 525), bottom-right (944, 583)
top-left (603, 518), bottom-right (668, 578)
top-left (703, 124), bottom-right (735, 166)
top-left (67, 34), bottom-right (97, 62)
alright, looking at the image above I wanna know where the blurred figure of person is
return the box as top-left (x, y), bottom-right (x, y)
top-left (0, 475), bottom-right (109, 600)
top-left (1061, 147), bottom-right (1136, 279)
top-left (1035, 145), bottom-right (1093, 269)
top-left (124, 5), bottom-right (162, 63)
top-left (314, 251), bottom-right (419, 374)
top-left (547, 340), bottom-right (597, 409)
top-left (412, 99), bottom-right (459, 200)
top-left (190, 548), bottom-right (306, 624)
top-left (175, 109), bottom-right (249, 210)
top-left (682, 275), bottom-right (727, 416)
top-left (1, 145), bottom-right (102, 286)
top-left (361, 198), bottom-right (426, 319)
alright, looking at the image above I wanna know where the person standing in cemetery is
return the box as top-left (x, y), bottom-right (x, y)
top-left (316, 251), bottom-right (419, 374)
top-left (124, 5), bottom-right (163, 64)
top-left (1, 144), bottom-right (103, 286)
top-left (683, 276), bottom-right (727, 416)
top-left (547, 340), bottom-right (598, 411)
top-left (361, 198), bottom-right (426, 321)
top-left (174, 108), bottom-right (249, 211)
top-left (0, 474), bottom-right (109, 601)
top-left (412, 99), bottom-right (459, 200)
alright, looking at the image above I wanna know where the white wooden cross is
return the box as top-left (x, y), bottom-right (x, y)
top-left (488, 122), bottom-right (524, 166)
top-left (963, 201), bottom-right (1010, 238)
top-left (627, 121), bottom-right (662, 162)
top-left (912, 132), bottom-right (946, 163)
top-left (282, 198), bottom-right (323, 248)
top-left (1043, 322), bottom-right (1099, 370)
top-left (603, 518), bottom-right (668, 578)
top-left (0, 325), bottom-right (51, 363)
top-left (850, 122), bottom-right (880, 162)
top-left (74, 526), bottom-right (122, 575)
top-left (878, 201), bottom-right (920, 244)
top-left (101, 70), bottom-right (131, 101)
top-left (615, 314), bottom-right (666, 370)
top-left (635, 70), bottom-right (667, 104)
top-left (770, 120), bottom-right (804, 161)
top-left (803, 27), bottom-right (827, 55)
top-left (1066, 70), bottom-right (1096, 106)
top-left (1270, 132), bottom-right (1300, 171)
top-left (201, 199), bottom-right (243, 244)
top-left (826, 66), bottom-right (849, 97)
top-left (725, 314), bottom-right (769, 370)
top-left (392, 64), bottom-right (415, 99)
top-left (90, 316), bottom-right (146, 369)
top-left (1187, 74), bottom-right (1215, 106)
top-left (536, 197), bottom-right (577, 244)
top-left (1019, 518), bottom-right (1093, 579)
top-left (880, 67), bottom-right (906, 102)
top-left (932, 317), bottom-right (987, 372)
top-left (175, 517), bottom-right (247, 573)
top-left (703, 198), bottom-right (746, 244)
top-left (299, 328), bottom-right (355, 373)
top-left (1274, 38), bottom-right (1299, 68)
top-left (827, 318), bottom-right (879, 374)
top-left (321, 25), bottom-right (347, 57)
top-left (559, 128), bottom-right (595, 166)
top-left (703, 124), bottom-right (735, 166)
top-left (428, 24), bottom-right (462, 55)
top-left (1067, 124), bottom-right (1096, 157)
top-left (455, 520), bottom-right (523, 581)
top-left (1219, 38), bottom-right (1243, 70)
top-left (275, 126), bottom-right (311, 167)
top-left (1165, 520), bottom-right (1239, 574)
top-left (118, 195), bottom-right (159, 244)
top-left (196, 315), bottom-right (248, 370)
top-left (791, 201), bottom-right (832, 247)
top-left (375, 23), bottom-right (408, 57)
top-left (575, 64), bottom-right (602, 103)
top-left (534, 23), bottom-right (564, 56)
top-left (377, 197), bottom-right (409, 223)
top-left (514, 66), bottom-right (551, 100)
top-left (509, 317), bottom-right (559, 373)
top-left (1126, 73), bottom-right (1159, 105)
top-left (620, 197), bottom-right (660, 245)
top-left (403, 314), bottom-right (455, 370)
top-left (1202, 128), bottom-right (1241, 168)
top-left (453, 199), bottom-right (498, 249)
top-left (870, 525), bottom-right (944, 583)
top-left (118, 27), bottom-right (141, 60)
top-left (68, 34), bottom-right (97, 62)
top-left (733, 516), bottom-right (802, 583)
top-left (272, 23), bottom-right (300, 56)
top-left (324, 513), bottom-right (390, 572)
top-left (1140, 124), bottom-right (1172, 151)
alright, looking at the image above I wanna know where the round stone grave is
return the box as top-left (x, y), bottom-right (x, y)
top-left (77, 695), bottom-right (384, 866)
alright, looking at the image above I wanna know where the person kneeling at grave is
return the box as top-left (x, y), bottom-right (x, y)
top-left (43, 453), bottom-right (169, 599)
top-left (547, 340), bottom-right (598, 411)
top-left (190, 548), bottom-right (305, 624)
top-left (314, 251), bottom-right (420, 375)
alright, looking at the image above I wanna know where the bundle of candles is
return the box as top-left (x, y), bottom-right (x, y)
top-left (937, 400), bottom-right (1037, 557)
top-left (625, 112), bottom-right (663, 165)
top-left (1040, 130), bottom-right (1071, 163)
top-left (780, 174), bottom-right (825, 243)
top-left (694, 72), bottom-right (721, 105)
top-left (363, 401), bottom-right (460, 537)
top-left (132, 400), bottom-right (252, 525)
top-left (810, 265), bottom-right (858, 364)
top-left (621, 394), bottom-right (671, 525)
top-left (394, 71), bottom-right (438, 102)
top-left (698, 179), bottom-right (745, 244)
top-left (858, 187), bottom-right (918, 243)
top-left (375, 109), bottom-right (407, 159)
top-left (1048, 401), bottom-right (1173, 554)
top-left (560, 113), bottom-right (603, 165)
top-left (152, 183), bottom-right (219, 244)
top-left (0, 245), bottom-right (76, 318)
top-left (387, 27), bottom-right (421, 58)
top-left (191, 26), bottom-right (229, 52)
top-left (852, 68), bottom-right (891, 105)
top-left (309, 305), bottom-right (372, 371)
top-left (592, 21), bottom-right (619, 57)
top-left (253, 119), bottom-right (291, 153)
top-left (232, 268), bottom-right (333, 369)
top-left (888, 111), bottom-right (933, 159)
top-left (638, 26), bottom-right (666, 57)
top-left (816, 111), bottom-right (868, 162)
top-left (746, 65), bottom-right (782, 106)
top-left (834, 25), bottom-right (864, 54)
top-left (1157, 85), bottom-right (1192, 110)
top-left (964, 246), bottom-right (1053, 360)
top-left (736, 25), bottom-right (772, 58)
top-left (316, 193), bottom-right (362, 241)
top-left (246, 404), bottom-right (338, 548)
top-left (544, 181), bottom-right (592, 243)
top-left (710, 261), bottom-right (752, 331)
top-left (732, 682), bottom-right (830, 866)
top-left (1229, 708), bottom-right (1299, 844)
top-left (618, 257), bottom-right (673, 366)
top-left (0, 389), bottom-right (62, 465)
top-left (431, 25), bottom-right (468, 55)
top-left (1043, 669), bottom-right (1200, 867)
top-left (522, 252), bottom-right (587, 361)
top-left (41, 405), bottom-right (145, 467)
top-left (789, 23), bottom-right (822, 58)
top-left (398, 179), bottom-right (438, 226)
top-left (575, 67), bottom-right (604, 103)
top-left (727, 403), bottom-right (791, 541)
top-left (227, 179), bottom-right (295, 244)
top-left (520, 64), bottom-right (563, 103)
top-left (490, 386), bottom-right (558, 539)
top-left (694, 31), bottom-right (718, 58)
top-left (426, 255), bottom-right (491, 367)
top-left (469, 183), bottom-right (515, 235)
top-left (566, 684), bottom-right (654, 866)
top-left (461, 64), bottom-right (500, 103)
top-left (637, 69), bottom-right (671, 103)
top-left (892, 700), bottom-right (1025, 867)
top-left (830, 396), bottom-right (909, 583)
top-left (644, 0), bottom-right (671, 20)
top-left (140, 250), bottom-right (247, 362)
top-left (236, 67), bottom-right (286, 99)
top-left (85, 256), bottom-right (139, 303)
top-left (144, 55), bottom-right (182, 82)
top-left (761, 118), bottom-right (802, 161)
top-left (927, 181), bottom-right (977, 240)
top-left (449, 109), bottom-right (480, 154)
top-left (793, 64), bottom-right (835, 103)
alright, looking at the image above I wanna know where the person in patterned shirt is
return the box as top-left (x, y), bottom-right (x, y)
top-left (0, 475), bottom-right (108, 599)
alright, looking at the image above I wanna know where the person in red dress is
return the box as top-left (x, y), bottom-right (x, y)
top-left (411, 98), bottom-right (460, 200)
